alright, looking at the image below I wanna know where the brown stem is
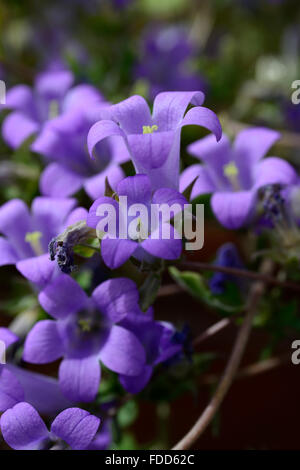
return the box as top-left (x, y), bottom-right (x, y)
top-left (157, 284), bottom-right (184, 297)
top-left (202, 353), bottom-right (290, 385)
top-left (171, 258), bottom-right (273, 450)
top-left (193, 318), bottom-right (231, 347)
top-left (236, 353), bottom-right (290, 379)
top-left (178, 261), bottom-right (300, 292)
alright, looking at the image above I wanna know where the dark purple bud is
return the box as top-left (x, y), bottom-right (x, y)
top-left (48, 220), bottom-right (96, 274)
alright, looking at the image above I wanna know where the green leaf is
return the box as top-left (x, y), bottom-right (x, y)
top-left (118, 400), bottom-right (138, 428)
top-left (74, 270), bottom-right (93, 290)
top-left (104, 177), bottom-right (115, 198)
top-left (73, 244), bottom-right (98, 258)
top-left (182, 176), bottom-right (198, 202)
top-left (73, 238), bottom-right (100, 258)
top-left (112, 433), bottom-right (138, 450)
top-left (169, 266), bottom-right (242, 313)
top-left (139, 272), bottom-right (162, 311)
top-left (143, 352), bottom-right (215, 403)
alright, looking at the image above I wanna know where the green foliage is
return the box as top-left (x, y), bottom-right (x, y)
top-left (143, 353), bottom-right (215, 402)
top-left (139, 272), bottom-right (162, 311)
top-left (1, 0), bottom-right (300, 452)
top-left (74, 270), bottom-right (93, 291)
top-left (73, 238), bottom-right (100, 258)
top-left (118, 400), bottom-right (139, 428)
top-left (169, 267), bottom-right (243, 314)
top-left (112, 433), bottom-right (139, 451)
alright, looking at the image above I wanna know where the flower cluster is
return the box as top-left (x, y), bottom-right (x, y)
top-left (0, 62), bottom-right (299, 451)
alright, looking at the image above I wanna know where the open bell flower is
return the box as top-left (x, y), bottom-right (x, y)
top-left (0, 196), bottom-right (86, 289)
top-left (0, 328), bottom-right (71, 414)
top-left (180, 127), bottom-right (298, 229)
top-left (32, 97), bottom-right (129, 199)
top-left (1, 65), bottom-right (103, 149)
top-left (0, 402), bottom-right (102, 450)
top-left (118, 311), bottom-right (183, 394)
top-left (0, 328), bottom-right (23, 412)
top-left (87, 91), bottom-right (222, 190)
top-left (87, 174), bottom-right (187, 270)
top-left (23, 275), bottom-right (147, 402)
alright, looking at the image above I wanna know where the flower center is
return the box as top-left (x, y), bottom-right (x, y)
top-left (142, 124), bottom-right (158, 134)
top-left (76, 309), bottom-right (105, 336)
top-left (223, 161), bottom-right (240, 191)
top-left (66, 308), bottom-right (109, 357)
top-left (136, 217), bottom-right (148, 241)
top-left (77, 318), bottom-right (93, 332)
top-left (25, 231), bottom-right (43, 256)
top-left (48, 99), bottom-right (59, 119)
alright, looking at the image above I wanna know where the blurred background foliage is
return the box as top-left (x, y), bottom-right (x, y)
top-left (1, 0), bottom-right (300, 450)
top-left (1, 0), bottom-right (300, 203)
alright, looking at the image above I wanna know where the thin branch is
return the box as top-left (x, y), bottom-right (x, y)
top-left (202, 353), bottom-right (290, 385)
top-left (172, 258), bottom-right (273, 450)
top-left (236, 353), bottom-right (290, 379)
top-left (178, 260), bottom-right (300, 292)
top-left (157, 284), bottom-right (184, 297)
top-left (193, 318), bottom-right (231, 347)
